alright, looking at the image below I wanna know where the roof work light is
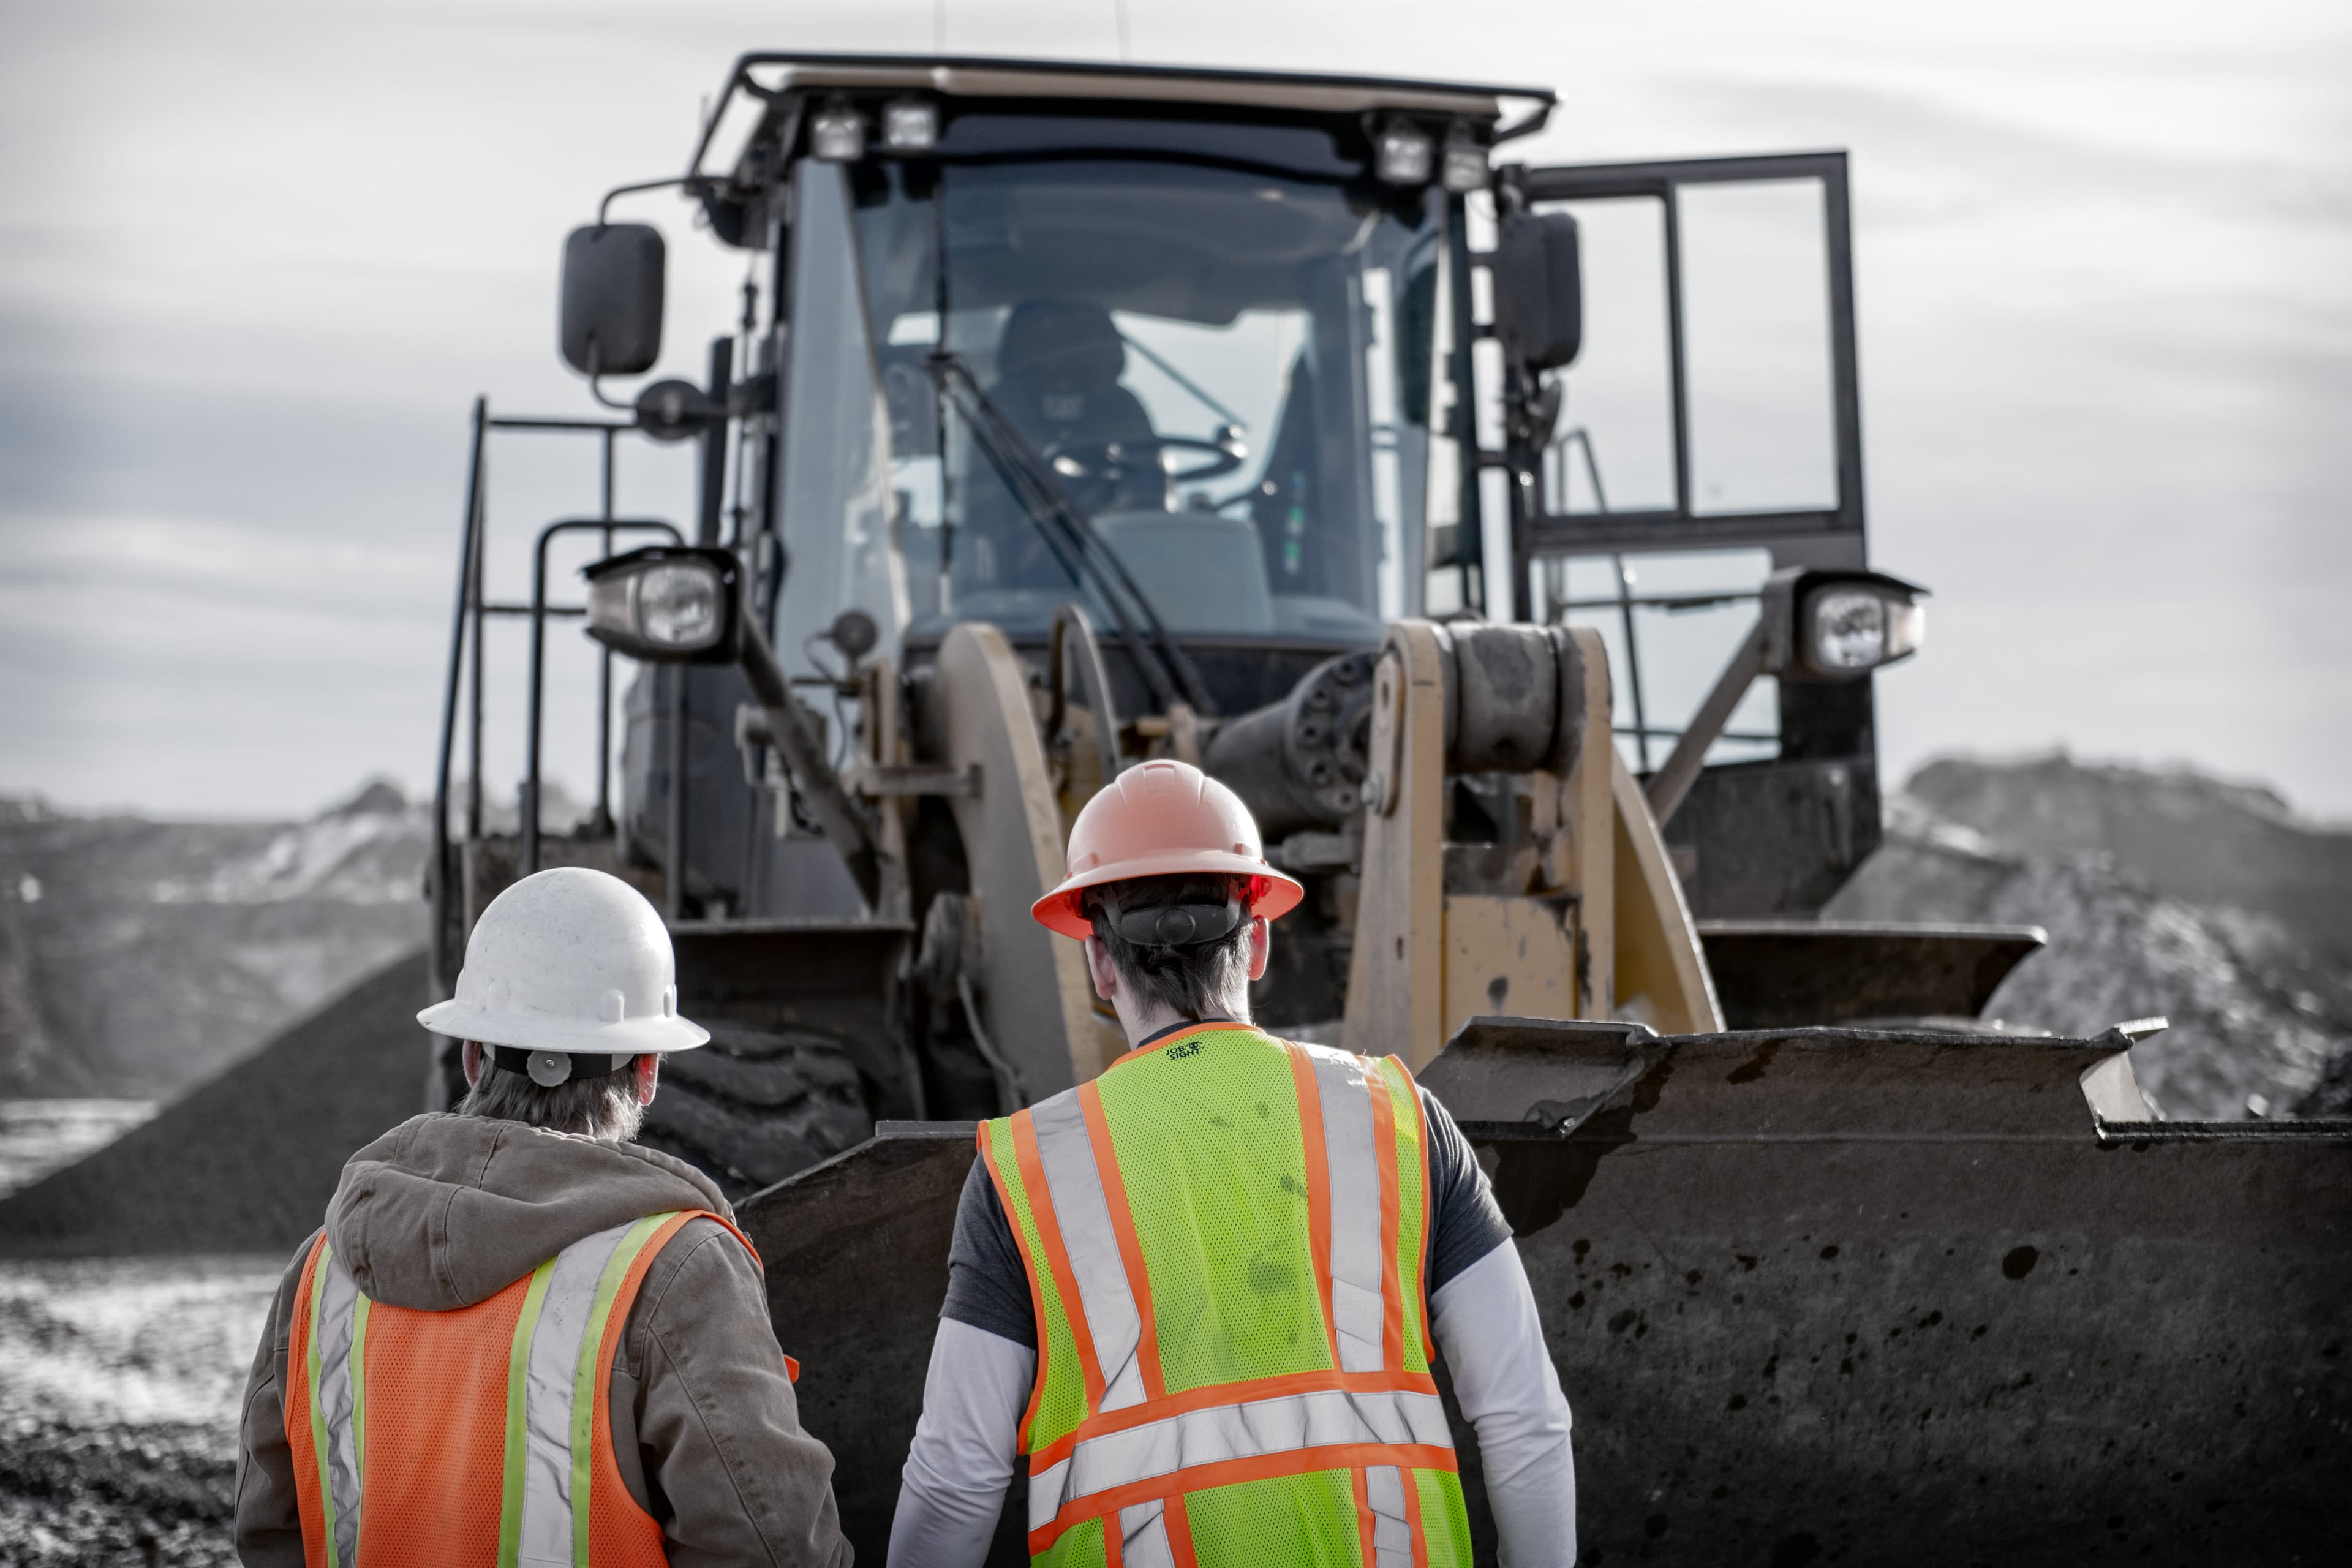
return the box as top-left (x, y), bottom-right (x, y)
top-left (882, 98), bottom-right (938, 153)
top-left (810, 101), bottom-right (867, 162)
top-left (1440, 137), bottom-right (1490, 194)
top-left (1374, 121), bottom-right (1434, 186)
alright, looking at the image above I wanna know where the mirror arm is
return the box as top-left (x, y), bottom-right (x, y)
top-left (597, 175), bottom-right (704, 227)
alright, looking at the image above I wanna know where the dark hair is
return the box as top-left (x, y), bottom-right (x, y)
top-left (1085, 873), bottom-right (1253, 1022)
top-left (458, 1047), bottom-right (647, 1141)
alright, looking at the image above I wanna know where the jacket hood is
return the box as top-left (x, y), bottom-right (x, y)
top-left (324, 1113), bottom-right (733, 1311)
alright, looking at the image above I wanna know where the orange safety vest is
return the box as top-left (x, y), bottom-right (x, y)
top-left (284, 1208), bottom-right (764, 1567)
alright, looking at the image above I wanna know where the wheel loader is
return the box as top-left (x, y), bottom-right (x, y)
top-left (427, 55), bottom-right (2350, 1564)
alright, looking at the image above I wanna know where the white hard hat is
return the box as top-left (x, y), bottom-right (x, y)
top-left (417, 867), bottom-right (709, 1057)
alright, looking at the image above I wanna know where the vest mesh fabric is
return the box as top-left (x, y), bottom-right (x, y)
top-left (1091, 1023), bottom-right (1331, 1393)
top-left (1183, 1466), bottom-right (1363, 1566)
top-left (353, 1278), bottom-right (524, 1559)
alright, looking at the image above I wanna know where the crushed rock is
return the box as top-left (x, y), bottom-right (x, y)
top-left (1827, 756), bottom-right (2352, 1121)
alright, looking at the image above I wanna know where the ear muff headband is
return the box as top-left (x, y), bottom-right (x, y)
top-left (489, 1044), bottom-right (636, 1087)
top-left (1104, 897), bottom-right (1243, 949)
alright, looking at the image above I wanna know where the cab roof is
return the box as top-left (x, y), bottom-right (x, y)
top-left (687, 52), bottom-right (1557, 180)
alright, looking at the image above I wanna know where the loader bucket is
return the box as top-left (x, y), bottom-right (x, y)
top-left (739, 1023), bottom-right (2352, 1565)
top-left (1425, 1016), bottom-right (2352, 1564)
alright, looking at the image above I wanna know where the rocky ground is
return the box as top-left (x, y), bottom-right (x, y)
top-left (0, 1254), bottom-right (281, 1565)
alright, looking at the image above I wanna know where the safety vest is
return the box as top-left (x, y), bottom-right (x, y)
top-left (284, 1208), bottom-right (761, 1567)
top-left (980, 1022), bottom-right (1470, 1567)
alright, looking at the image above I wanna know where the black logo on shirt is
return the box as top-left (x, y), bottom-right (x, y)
top-left (1168, 1041), bottom-right (1204, 1060)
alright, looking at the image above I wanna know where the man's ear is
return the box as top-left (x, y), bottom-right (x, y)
top-left (1245, 916), bottom-right (1271, 982)
top-left (634, 1054), bottom-right (660, 1107)
top-left (1084, 935), bottom-right (1121, 1003)
top-left (462, 1039), bottom-right (484, 1088)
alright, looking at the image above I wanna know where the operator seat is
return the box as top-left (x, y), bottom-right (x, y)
top-left (984, 300), bottom-right (1166, 519)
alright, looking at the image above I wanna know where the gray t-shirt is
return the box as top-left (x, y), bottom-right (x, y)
top-left (940, 1027), bottom-right (1513, 1350)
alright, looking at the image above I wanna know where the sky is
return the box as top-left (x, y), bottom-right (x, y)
top-left (1, 0), bottom-right (2347, 820)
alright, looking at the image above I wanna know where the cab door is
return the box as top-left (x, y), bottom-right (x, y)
top-left (1500, 152), bottom-right (1877, 916)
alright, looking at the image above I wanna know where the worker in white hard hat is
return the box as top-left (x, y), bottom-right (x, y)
top-left (232, 867), bottom-right (851, 1567)
top-left (888, 760), bottom-right (1577, 1566)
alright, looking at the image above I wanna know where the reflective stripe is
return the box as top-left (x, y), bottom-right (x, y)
top-left (512, 1216), bottom-right (646, 1567)
top-left (1303, 1046), bottom-right (1388, 1372)
top-left (1366, 1464), bottom-right (1412, 1567)
top-left (1033, 1091), bottom-right (1150, 1412)
top-left (345, 1295), bottom-right (369, 1500)
top-left (307, 1245), bottom-right (364, 1568)
top-left (570, 1215), bottom-right (671, 1566)
top-left (499, 1260), bottom-right (557, 1567)
top-left (1117, 1497), bottom-right (1177, 1568)
top-left (1030, 1385), bottom-right (1451, 1534)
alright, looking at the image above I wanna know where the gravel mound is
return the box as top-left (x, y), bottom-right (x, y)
top-left (0, 784), bottom-right (429, 1100)
top-left (0, 952), bottom-right (431, 1259)
top-left (1827, 756), bottom-right (2352, 1120)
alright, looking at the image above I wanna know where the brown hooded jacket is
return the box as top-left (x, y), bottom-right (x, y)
top-left (233, 1112), bottom-right (851, 1566)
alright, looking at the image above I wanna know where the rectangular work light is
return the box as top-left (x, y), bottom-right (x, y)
top-left (882, 98), bottom-right (938, 153)
top-left (810, 102), bottom-right (867, 162)
top-left (1374, 122), bottom-right (1434, 186)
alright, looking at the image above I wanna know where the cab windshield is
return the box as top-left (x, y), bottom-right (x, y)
top-left (771, 111), bottom-right (1446, 672)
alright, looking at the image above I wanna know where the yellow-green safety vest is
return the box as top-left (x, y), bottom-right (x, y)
top-left (979, 1020), bottom-right (1470, 1567)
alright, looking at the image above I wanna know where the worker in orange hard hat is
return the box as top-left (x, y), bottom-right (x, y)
top-left (889, 760), bottom-right (1579, 1566)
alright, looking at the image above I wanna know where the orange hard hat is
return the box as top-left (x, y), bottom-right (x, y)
top-left (1031, 759), bottom-right (1305, 940)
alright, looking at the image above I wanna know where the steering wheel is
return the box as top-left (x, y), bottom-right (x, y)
top-left (1044, 433), bottom-right (1248, 488)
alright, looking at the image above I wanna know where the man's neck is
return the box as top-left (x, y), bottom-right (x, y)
top-left (1120, 1005), bottom-right (1251, 1052)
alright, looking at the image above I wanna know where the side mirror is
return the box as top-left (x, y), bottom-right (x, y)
top-left (560, 224), bottom-right (666, 377)
top-left (1491, 209), bottom-right (1583, 374)
top-left (582, 546), bottom-right (739, 663)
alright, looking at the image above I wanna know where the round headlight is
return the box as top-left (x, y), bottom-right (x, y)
top-left (1807, 588), bottom-right (1889, 672)
top-left (637, 563), bottom-right (721, 648)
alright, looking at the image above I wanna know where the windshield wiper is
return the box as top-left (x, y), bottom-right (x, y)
top-left (927, 352), bottom-right (1217, 718)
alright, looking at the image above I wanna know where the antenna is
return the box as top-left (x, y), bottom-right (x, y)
top-left (1113, 0), bottom-right (1131, 62)
top-left (934, 0), bottom-right (946, 53)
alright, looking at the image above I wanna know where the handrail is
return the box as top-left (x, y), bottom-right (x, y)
top-left (429, 398), bottom-right (489, 995)
top-left (523, 518), bottom-right (685, 878)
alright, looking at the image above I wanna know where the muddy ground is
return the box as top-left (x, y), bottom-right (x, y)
top-left (0, 1255), bottom-right (282, 1564)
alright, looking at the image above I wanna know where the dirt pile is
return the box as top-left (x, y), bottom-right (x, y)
top-left (0, 952), bottom-right (432, 1259)
top-left (1826, 754), bottom-right (2352, 1120)
top-left (0, 782), bottom-right (429, 1100)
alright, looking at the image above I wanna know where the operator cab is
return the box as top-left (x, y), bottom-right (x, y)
top-left (758, 74), bottom-right (1483, 716)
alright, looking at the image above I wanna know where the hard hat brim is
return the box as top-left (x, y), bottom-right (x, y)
top-left (1030, 848), bottom-right (1305, 940)
top-left (415, 997), bottom-right (710, 1055)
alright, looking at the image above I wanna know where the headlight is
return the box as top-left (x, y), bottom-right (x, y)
top-left (1760, 567), bottom-right (1928, 680)
top-left (582, 546), bottom-right (740, 663)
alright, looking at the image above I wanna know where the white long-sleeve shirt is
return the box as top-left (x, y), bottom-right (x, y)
top-left (888, 1237), bottom-right (1576, 1566)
